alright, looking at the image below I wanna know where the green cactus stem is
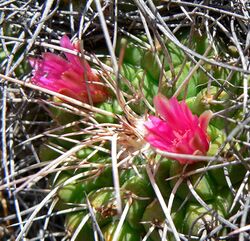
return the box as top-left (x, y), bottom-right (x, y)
top-left (169, 162), bottom-right (216, 202)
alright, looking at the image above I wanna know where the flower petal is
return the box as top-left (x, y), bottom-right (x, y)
top-left (153, 94), bottom-right (172, 121)
top-left (60, 35), bottom-right (83, 70)
top-left (29, 35), bottom-right (108, 104)
top-left (199, 110), bottom-right (213, 132)
top-left (144, 94), bottom-right (211, 165)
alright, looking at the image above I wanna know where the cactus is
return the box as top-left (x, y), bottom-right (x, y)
top-left (3, 1), bottom-right (250, 240)
top-left (31, 29), bottom-right (248, 241)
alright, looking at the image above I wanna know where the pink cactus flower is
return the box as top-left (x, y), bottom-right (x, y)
top-left (29, 35), bottom-right (108, 103)
top-left (144, 95), bottom-right (212, 164)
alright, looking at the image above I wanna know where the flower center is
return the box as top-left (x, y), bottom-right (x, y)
top-left (172, 129), bottom-right (190, 146)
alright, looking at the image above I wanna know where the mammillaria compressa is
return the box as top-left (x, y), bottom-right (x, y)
top-left (29, 35), bottom-right (108, 104)
top-left (144, 95), bottom-right (212, 164)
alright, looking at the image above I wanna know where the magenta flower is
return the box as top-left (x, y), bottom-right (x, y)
top-left (29, 35), bottom-right (108, 103)
top-left (144, 95), bottom-right (212, 164)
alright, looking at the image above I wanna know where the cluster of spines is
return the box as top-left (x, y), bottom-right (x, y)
top-left (36, 30), bottom-right (245, 241)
